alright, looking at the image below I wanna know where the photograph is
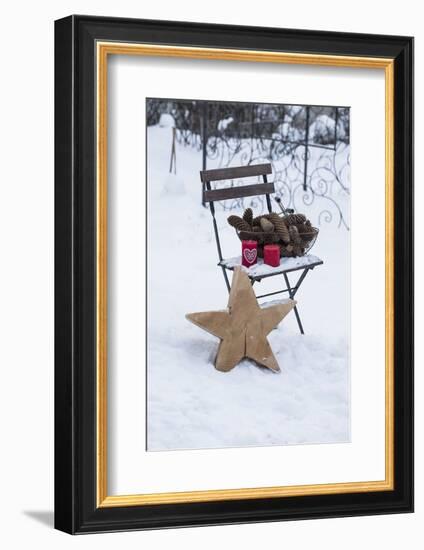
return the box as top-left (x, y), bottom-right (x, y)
top-left (146, 97), bottom-right (351, 451)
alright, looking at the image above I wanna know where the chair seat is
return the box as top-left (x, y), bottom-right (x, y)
top-left (219, 254), bottom-right (323, 280)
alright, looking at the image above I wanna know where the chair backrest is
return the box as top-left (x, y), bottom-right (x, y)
top-left (199, 163), bottom-right (274, 262)
top-left (200, 163), bottom-right (274, 204)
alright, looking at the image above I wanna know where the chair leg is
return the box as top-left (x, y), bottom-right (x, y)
top-left (292, 304), bottom-right (305, 335)
top-left (221, 266), bottom-right (231, 293)
top-left (283, 270), bottom-right (310, 335)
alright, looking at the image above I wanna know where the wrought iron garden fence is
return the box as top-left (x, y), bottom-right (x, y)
top-left (147, 99), bottom-right (350, 229)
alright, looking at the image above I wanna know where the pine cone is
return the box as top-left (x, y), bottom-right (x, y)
top-left (266, 213), bottom-right (280, 223)
top-left (289, 225), bottom-right (301, 245)
top-left (227, 215), bottom-right (251, 232)
top-left (283, 213), bottom-right (307, 225)
top-left (260, 217), bottom-right (274, 233)
top-left (243, 207), bottom-right (253, 226)
top-left (292, 245), bottom-right (304, 257)
top-left (296, 223), bottom-right (309, 234)
top-left (252, 215), bottom-right (264, 226)
top-left (285, 244), bottom-right (294, 254)
top-left (267, 213), bottom-right (290, 244)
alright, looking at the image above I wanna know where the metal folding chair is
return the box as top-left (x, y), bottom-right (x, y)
top-left (200, 163), bottom-right (323, 334)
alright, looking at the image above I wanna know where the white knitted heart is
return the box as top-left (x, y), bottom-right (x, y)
top-left (243, 248), bottom-right (257, 264)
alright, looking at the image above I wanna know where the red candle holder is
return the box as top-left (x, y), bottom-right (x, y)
top-left (241, 240), bottom-right (258, 267)
top-left (264, 244), bottom-right (280, 267)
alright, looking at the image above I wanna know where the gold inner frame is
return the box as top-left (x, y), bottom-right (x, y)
top-left (96, 42), bottom-right (395, 508)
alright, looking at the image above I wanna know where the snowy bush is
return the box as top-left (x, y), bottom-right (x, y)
top-left (309, 114), bottom-right (346, 145)
top-left (159, 113), bottom-right (176, 128)
top-left (217, 116), bottom-right (234, 132)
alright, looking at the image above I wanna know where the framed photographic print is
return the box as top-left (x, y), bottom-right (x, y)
top-left (54, 15), bottom-right (414, 534)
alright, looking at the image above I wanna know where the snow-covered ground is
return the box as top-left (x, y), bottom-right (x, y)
top-left (147, 125), bottom-right (350, 451)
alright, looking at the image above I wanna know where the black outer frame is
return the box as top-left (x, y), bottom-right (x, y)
top-left (54, 15), bottom-right (414, 534)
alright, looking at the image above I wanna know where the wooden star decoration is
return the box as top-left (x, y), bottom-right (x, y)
top-left (186, 267), bottom-right (296, 373)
